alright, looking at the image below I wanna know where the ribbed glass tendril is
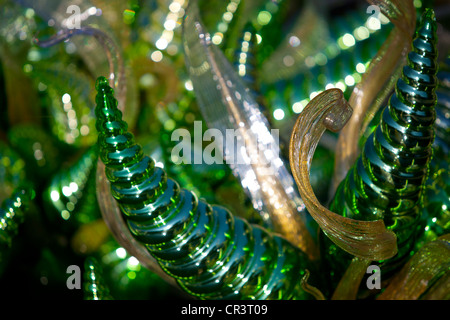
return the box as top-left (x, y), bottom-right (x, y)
top-left (94, 76), bottom-right (315, 300)
top-left (329, 9), bottom-right (439, 279)
top-left (0, 186), bottom-right (35, 248)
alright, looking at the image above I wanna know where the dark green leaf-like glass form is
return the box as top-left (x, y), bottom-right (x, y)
top-left (95, 76), bottom-right (315, 300)
top-left (7, 125), bottom-right (65, 181)
top-left (328, 9), bottom-right (439, 282)
top-left (44, 146), bottom-right (100, 228)
top-left (0, 141), bottom-right (26, 201)
top-left (434, 66), bottom-right (450, 153)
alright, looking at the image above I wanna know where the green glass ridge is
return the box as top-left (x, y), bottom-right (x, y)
top-left (0, 185), bottom-right (35, 254)
top-left (44, 146), bottom-right (100, 228)
top-left (329, 9), bottom-right (439, 280)
top-left (94, 76), bottom-right (315, 300)
top-left (84, 257), bottom-right (114, 300)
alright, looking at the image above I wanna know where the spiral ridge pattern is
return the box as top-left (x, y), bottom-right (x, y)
top-left (330, 9), bottom-right (439, 276)
top-left (435, 57), bottom-right (450, 153)
top-left (45, 146), bottom-right (99, 227)
top-left (95, 77), bottom-right (314, 300)
top-left (0, 186), bottom-right (34, 248)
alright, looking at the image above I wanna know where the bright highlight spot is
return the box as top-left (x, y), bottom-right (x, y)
top-left (116, 247), bottom-right (127, 259)
top-left (342, 33), bottom-right (355, 47)
top-left (62, 186), bottom-right (72, 197)
top-left (164, 19), bottom-right (177, 30)
top-left (185, 80), bottom-right (193, 91)
top-left (155, 161), bottom-right (165, 168)
top-left (223, 12), bottom-right (233, 22)
top-left (356, 63), bottom-right (366, 73)
top-left (212, 33), bottom-right (223, 45)
top-left (156, 38), bottom-right (168, 50)
top-left (87, 6), bottom-right (97, 15)
top-left (169, 2), bottom-right (182, 13)
top-left (289, 35), bottom-right (301, 47)
top-left (50, 190), bottom-right (60, 202)
top-left (292, 101), bottom-right (307, 114)
top-left (273, 108), bottom-right (285, 120)
top-left (309, 91), bottom-right (319, 100)
top-left (127, 256), bottom-right (140, 268)
top-left (151, 50), bottom-right (163, 62)
top-left (345, 75), bottom-right (355, 86)
top-left (62, 93), bottom-right (71, 104)
top-left (69, 182), bottom-right (78, 193)
top-left (367, 17), bottom-right (381, 30)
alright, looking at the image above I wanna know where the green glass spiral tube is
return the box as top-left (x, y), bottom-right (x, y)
top-left (327, 9), bottom-right (439, 283)
top-left (434, 56), bottom-right (450, 154)
top-left (414, 57), bottom-right (450, 249)
top-left (95, 76), bottom-right (315, 300)
top-left (0, 186), bottom-right (35, 248)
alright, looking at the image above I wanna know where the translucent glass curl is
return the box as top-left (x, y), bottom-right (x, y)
top-left (289, 88), bottom-right (398, 261)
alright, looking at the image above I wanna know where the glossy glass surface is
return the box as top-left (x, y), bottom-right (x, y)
top-left (95, 76), bottom-right (315, 300)
top-left (328, 9), bottom-right (439, 282)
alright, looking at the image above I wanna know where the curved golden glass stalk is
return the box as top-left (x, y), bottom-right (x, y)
top-left (377, 234), bottom-right (450, 300)
top-left (328, 8), bottom-right (439, 283)
top-left (289, 88), bottom-right (397, 261)
top-left (183, 0), bottom-right (318, 259)
top-left (331, 0), bottom-right (416, 193)
top-left (300, 270), bottom-right (326, 300)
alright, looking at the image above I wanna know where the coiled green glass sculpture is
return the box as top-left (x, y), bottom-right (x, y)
top-left (328, 8), bottom-right (439, 283)
top-left (94, 76), bottom-right (315, 300)
top-left (44, 146), bottom-right (100, 229)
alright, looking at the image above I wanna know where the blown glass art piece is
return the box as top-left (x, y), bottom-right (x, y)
top-left (0, 0), bottom-right (448, 302)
